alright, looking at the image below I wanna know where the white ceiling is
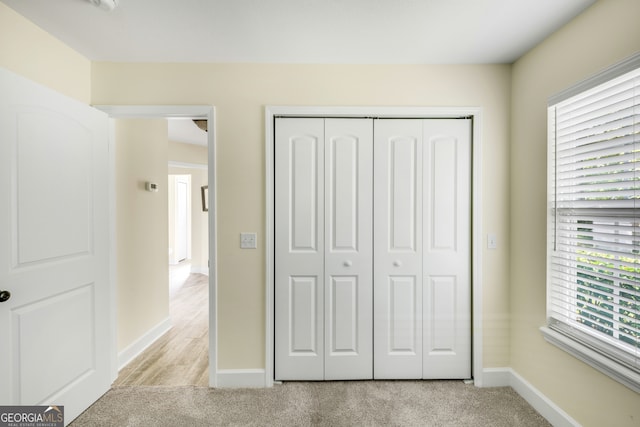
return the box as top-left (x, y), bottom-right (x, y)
top-left (168, 119), bottom-right (207, 146)
top-left (2, 0), bottom-right (596, 64)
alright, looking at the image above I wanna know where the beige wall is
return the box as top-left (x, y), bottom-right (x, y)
top-left (510, 1), bottom-right (640, 425)
top-left (169, 139), bottom-right (208, 165)
top-left (168, 141), bottom-right (209, 272)
top-left (0, 3), bottom-right (91, 103)
top-left (115, 119), bottom-right (170, 351)
top-left (92, 63), bottom-right (512, 369)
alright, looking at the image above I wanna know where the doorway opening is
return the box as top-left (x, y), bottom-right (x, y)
top-left (95, 106), bottom-right (217, 388)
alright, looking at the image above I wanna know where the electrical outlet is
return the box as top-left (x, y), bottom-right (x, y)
top-left (240, 232), bottom-right (257, 249)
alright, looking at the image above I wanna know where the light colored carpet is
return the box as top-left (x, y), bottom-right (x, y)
top-left (70, 381), bottom-right (551, 426)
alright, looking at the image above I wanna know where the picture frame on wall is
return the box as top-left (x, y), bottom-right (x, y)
top-left (201, 185), bottom-right (208, 212)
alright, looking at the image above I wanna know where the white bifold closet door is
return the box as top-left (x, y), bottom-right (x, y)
top-left (275, 118), bottom-right (373, 380)
top-left (275, 116), bottom-right (470, 381)
top-left (373, 118), bottom-right (471, 379)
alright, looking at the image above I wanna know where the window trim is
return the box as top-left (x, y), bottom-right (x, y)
top-left (540, 326), bottom-right (640, 393)
top-left (548, 52), bottom-right (640, 106)
top-left (544, 51), bottom-right (640, 394)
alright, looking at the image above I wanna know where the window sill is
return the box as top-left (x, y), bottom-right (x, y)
top-left (540, 326), bottom-right (640, 394)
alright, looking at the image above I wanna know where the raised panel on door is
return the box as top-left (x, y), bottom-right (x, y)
top-left (290, 276), bottom-right (320, 353)
top-left (0, 68), bottom-right (111, 422)
top-left (324, 119), bottom-right (372, 380)
top-left (373, 119), bottom-right (423, 379)
top-left (13, 285), bottom-right (95, 404)
top-left (274, 118), bottom-right (325, 380)
top-left (422, 119), bottom-right (471, 379)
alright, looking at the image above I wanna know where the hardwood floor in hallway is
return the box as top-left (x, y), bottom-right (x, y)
top-left (114, 271), bottom-right (209, 387)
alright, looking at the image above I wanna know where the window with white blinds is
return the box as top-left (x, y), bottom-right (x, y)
top-left (547, 56), bottom-right (640, 392)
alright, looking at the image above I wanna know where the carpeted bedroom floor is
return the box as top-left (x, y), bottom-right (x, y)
top-left (70, 380), bottom-right (551, 426)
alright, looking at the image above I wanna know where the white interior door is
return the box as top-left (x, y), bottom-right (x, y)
top-left (275, 116), bottom-right (471, 381)
top-left (275, 118), bottom-right (325, 380)
top-left (175, 176), bottom-right (190, 263)
top-left (324, 119), bottom-right (372, 380)
top-left (0, 69), bottom-right (112, 423)
top-left (275, 118), bottom-right (373, 380)
top-left (422, 119), bottom-right (471, 379)
top-left (373, 118), bottom-right (471, 379)
top-left (373, 119), bottom-right (424, 379)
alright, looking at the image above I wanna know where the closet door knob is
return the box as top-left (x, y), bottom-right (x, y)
top-left (393, 260), bottom-right (402, 267)
top-left (343, 260), bottom-right (353, 267)
top-left (0, 290), bottom-right (10, 302)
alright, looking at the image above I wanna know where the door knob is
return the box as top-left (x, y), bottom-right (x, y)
top-left (343, 260), bottom-right (353, 267)
top-left (393, 260), bottom-right (402, 267)
top-left (0, 290), bottom-right (10, 302)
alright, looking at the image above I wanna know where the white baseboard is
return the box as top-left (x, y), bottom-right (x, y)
top-left (214, 366), bottom-right (578, 424)
top-left (481, 368), bottom-right (580, 427)
top-left (480, 367), bottom-right (511, 387)
top-left (216, 369), bottom-right (266, 388)
top-left (509, 369), bottom-right (580, 427)
top-left (190, 266), bottom-right (209, 276)
top-left (118, 317), bottom-right (172, 370)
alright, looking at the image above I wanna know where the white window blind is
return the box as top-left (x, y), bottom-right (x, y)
top-left (547, 58), bottom-right (640, 391)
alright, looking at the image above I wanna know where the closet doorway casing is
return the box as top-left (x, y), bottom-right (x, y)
top-left (265, 106), bottom-right (483, 386)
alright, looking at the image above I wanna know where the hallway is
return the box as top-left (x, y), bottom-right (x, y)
top-left (114, 269), bottom-right (209, 387)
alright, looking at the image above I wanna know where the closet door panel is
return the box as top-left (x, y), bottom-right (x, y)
top-left (275, 118), bottom-right (325, 380)
top-left (324, 119), bottom-right (373, 380)
top-left (291, 138), bottom-right (319, 250)
top-left (388, 276), bottom-right (419, 353)
top-left (390, 138), bottom-right (418, 251)
top-left (422, 119), bottom-right (471, 379)
top-left (373, 119), bottom-right (423, 379)
top-left (290, 276), bottom-right (319, 352)
top-left (328, 276), bottom-right (358, 352)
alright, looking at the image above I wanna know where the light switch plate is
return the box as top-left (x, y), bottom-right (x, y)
top-left (488, 233), bottom-right (497, 249)
top-left (240, 232), bottom-right (257, 249)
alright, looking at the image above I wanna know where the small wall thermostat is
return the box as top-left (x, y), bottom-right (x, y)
top-left (146, 182), bottom-right (159, 192)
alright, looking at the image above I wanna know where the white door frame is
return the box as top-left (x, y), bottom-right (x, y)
top-left (94, 105), bottom-right (219, 387)
top-left (265, 106), bottom-right (484, 388)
